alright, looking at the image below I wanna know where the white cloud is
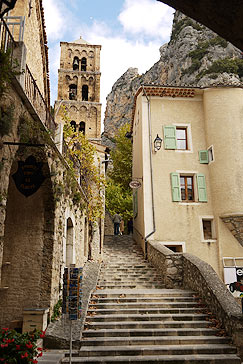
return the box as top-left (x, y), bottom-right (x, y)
top-left (118, 0), bottom-right (173, 40)
top-left (42, 0), bottom-right (68, 41)
top-left (84, 23), bottom-right (162, 125)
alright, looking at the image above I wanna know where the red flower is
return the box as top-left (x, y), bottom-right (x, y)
top-left (26, 342), bottom-right (33, 349)
top-left (6, 339), bottom-right (14, 343)
top-left (21, 352), bottom-right (28, 359)
top-left (39, 330), bottom-right (46, 338)
top-left (31, 360), bottom-right (38, 364)
top-left (37, 347), bottom-right (43, 351)
top-left (37, 351), bottom-right (43, 357)
top-left (16, 344), bottom-right (21, 350)
top-left (2, 328), bottom-right (8, 332)
top-left (1, 344), bottom-right (8, 348)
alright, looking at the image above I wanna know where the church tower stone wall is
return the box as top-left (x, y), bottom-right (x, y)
top-left (55, 36), bottom-right (102, 139)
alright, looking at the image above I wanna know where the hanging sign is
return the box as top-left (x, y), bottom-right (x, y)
top-left (12, 155), bottom-right (45, 197)
top-left (129, 180), bottom-right (142, 189)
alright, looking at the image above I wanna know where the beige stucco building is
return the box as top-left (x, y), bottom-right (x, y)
top-left (132, 85), bottom-right (243, 284)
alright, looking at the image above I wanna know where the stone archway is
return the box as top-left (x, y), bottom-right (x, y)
top-left (0, 152), bottom-right (55, 328)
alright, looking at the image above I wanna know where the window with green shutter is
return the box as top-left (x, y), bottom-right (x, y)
top-left (164, 126), bottom-right (177, 149)
top-left (170, 172), bottom-right (181, 201)
top-left (197, 174), bottom-right (207, 202)
top-left (199, 150), bottom-right (208, 164)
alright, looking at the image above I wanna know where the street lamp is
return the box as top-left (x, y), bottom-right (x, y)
top-left (153, 134), bottom-right (162, 152)
top-left (0, 0), bottom-right (17, 18)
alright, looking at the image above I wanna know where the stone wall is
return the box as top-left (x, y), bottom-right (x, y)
top-left (104, 211), bottom-right (114, 236)
top-left (0, 82), bottom-right (89, 328)
top-left (147, 240), bottom-right (243, 360)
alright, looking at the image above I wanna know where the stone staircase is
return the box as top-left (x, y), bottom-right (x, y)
top-left (64, 236), bottom-right (241, 363)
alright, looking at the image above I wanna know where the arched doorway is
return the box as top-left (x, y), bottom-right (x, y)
top-left (0, 153), bottom-right (55, 327)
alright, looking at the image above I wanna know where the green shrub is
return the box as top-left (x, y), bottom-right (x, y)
top-left (198, 57), bottom-right (243, 79)
top-left (170, 18), bottom-right (202, 41)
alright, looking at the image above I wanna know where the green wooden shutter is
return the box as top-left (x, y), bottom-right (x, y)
top-left (133, 190), bottom-right (138, 218)
top-left (170, 172), bottom-right (181, 201)
top-left (197, 174), bottom-right (207, 202)
top-left (199, 150), bottom-right (209, 164)
top-left (164, 126), bottom-right (177, 149)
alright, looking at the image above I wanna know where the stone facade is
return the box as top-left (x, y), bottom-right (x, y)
top-left (55, 38), bottom-right (102, 139)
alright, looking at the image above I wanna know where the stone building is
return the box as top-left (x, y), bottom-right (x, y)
top-left (0, 0), bottom-right (103, 330)
top-left (132, 85), bottom-right (243, 292)
top-left (55, 37), bottom-right (102, 139)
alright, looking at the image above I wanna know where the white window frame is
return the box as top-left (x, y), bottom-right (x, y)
top-left (173, 123), bottom-right (193, 153)
top-left (207, 145), bottom-right (214, 164)
top-left (176, 170), bottom-right (199, 204)
top-left (159, 241), bottom-right (186, 252)
top-left (199, 216), bottom-right (217, 243)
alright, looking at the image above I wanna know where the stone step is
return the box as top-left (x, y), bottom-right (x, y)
top-left (98, 277), bottom-right (163, 282)
top-left (87, 307), bottom-right (205, 315)
top-left (90, 296), bottom-right (198, 303)
top-left (89, 302), bottom-right (201, 309)
top-left (85, 313), bottom-right (208, 322)
top-left (97, 284), bottom-right (165, 289)
top-left (62, 354), bottom-right (241, 363)
top-left (78, 344), bottom-right (236, 357)
top-left (91, 291), bottom-right (195, 298)
top-left (84, 320), bottom-right (213, 330)
top-left (85, 320), bottom-right (213, 330)
top-left (81, 336), bottom-right (230, 347)
top-left (82, 327), bottom-right (219, 338)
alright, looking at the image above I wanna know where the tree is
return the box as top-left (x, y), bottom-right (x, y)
top-left (108, 123), bottom-right (132, 190)
top-left (106, 123), bottom-right (133, 220)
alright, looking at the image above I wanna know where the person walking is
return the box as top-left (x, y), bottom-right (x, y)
top-left (113, 213), bottom-right (122, 235)
top-left (119, 219), bottom-right (124, 235)
top-left (127, 218), bottom-right (133, 234)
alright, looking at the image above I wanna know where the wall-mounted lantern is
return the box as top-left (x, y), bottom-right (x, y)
top-left (0, 0), bottom-right (17, 18)
top-left (154, 134), bottom-right (162, 152)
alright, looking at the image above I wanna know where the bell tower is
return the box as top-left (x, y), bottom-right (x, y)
top-left (55, 36), bottom-right (102, 139)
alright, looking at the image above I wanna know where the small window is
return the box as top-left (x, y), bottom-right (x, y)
top-left (81, 57), bottom-right (87, 71)
top-left (201, 218), bottom-right (216, 241)
top-left (70, 120), bottom-right (76, 132)
top-left (208, 146), bottom-right (214, 163)
top-left (203, 220), bottom-right (212, 239)
top-left (180, 176), bottom-right (194, 201)
top-left (82, 85), bottom-right (88, 101)
top-left (69, 84), bottom-right (77, 100)
top-left (176, 127), bottom-right (187, 150)
top-left (79, 121), bottom-right (85, 134)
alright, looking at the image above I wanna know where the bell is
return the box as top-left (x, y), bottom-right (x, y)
top-left (73, 58), bottom-right (79, 66)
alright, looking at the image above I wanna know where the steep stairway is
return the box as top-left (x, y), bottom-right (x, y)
top-left (64, 236), bottom-right (241, 363)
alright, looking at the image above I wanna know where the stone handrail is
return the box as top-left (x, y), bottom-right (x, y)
top-left (147, 240), bottom-right (243, 360)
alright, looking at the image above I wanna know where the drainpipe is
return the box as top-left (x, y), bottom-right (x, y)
top-left (142, 86), bottom-right (156, 259)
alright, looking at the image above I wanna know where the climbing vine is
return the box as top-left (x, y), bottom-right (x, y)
top-left (62, 109), bottom-right (105, 221)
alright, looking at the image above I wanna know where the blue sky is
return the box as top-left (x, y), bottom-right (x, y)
top-left (42, 0), bottom-right (174, 126)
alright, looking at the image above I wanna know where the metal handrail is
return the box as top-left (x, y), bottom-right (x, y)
top-left (24, 64), bottom-right (56, 135)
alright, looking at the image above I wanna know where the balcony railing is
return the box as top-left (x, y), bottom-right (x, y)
top-left (0, 17), bottom-right (56, 136)
top-left (25, 65), bottom-right (56, 134)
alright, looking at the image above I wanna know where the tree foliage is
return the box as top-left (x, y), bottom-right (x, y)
top-left (108, 123), bottom-right (132, 190)
top-left (62, 108), bottom-right (105, 221)
top-left (106, 123), bottom-right (133, 220)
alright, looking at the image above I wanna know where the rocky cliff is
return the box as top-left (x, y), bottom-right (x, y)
top-left (103, 11), bottom-right (242, 140)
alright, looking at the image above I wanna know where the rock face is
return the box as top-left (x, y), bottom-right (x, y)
top-left (103, 11), bottom-right (242, 140)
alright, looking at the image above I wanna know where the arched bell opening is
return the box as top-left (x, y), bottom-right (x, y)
top-left (82, 85), bottom-right (88, 101)
top-left (73, 56), bottom-right (79, 71)
top-left (81, 57), bottom-right (87, 71)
